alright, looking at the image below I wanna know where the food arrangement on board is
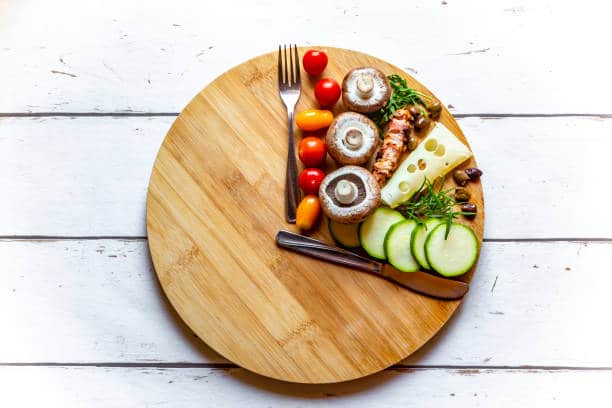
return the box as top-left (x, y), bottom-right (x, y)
top-left (146, 46), bottom-right (486, 383)
top-left (279, 48), bottom-right (483, 291)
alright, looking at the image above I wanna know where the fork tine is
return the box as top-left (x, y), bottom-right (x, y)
top-left (293, 45), bottom-right (300, 86)
top-left (289, 44), bottom-right (294, 85)
top-left (278, 45), bottom-right (282, 86)
top-left (283, 44), bottom-right (288, 85)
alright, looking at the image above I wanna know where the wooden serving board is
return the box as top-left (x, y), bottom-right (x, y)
top-left (146, 47), bottom-right (484, 384)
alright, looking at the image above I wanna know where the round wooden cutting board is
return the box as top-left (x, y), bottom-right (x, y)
top-left (146, 47), bottom-right (484, 384)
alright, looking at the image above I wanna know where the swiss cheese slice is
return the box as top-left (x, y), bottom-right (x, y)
top-left (381, 123), bottom-right (472, 208)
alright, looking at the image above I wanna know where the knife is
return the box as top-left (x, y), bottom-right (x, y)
top-left (275, 230), bottom-right (468, 300)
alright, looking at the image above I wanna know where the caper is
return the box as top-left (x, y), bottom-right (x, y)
top-left (427, 101), bottom-right (442, 118)
top-left (453, 169), bottom-right (470, 186)
top-left (454, 187), bottom-right (471, 202)
top-left (415, 115), bottom-right (430, 130)
top-left (408, 106), bottom-right (420, 117)
top-left (461, 202), bottom-right (477, 218)
top-left (407, 136), bottom-right (419, 151)
top-left (465, 167), bottom-right (483, 180)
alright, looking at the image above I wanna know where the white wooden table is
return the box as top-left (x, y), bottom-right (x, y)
top-left (2, 1), bottom-right (611, 406)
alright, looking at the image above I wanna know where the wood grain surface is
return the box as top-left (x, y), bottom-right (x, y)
top-left (146, 47), bottom-right (483, 383)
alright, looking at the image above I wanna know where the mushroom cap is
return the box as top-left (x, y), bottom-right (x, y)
top-left (342, 67), bottom-right (391, 113)
top-left (326, 112), bottom-right (380, 165)
top-left (319, 165), bottom-right (381, 224)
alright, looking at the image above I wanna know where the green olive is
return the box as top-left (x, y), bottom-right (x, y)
top-left (454, 187), bottom-right (471, 202)
top-left (453, 169), bottom-right (470, 186)
top-left (407, 136), bottom-right (419, 151)
top-left (415, 116), bottom-right (430, 130)
top-left (427, 101), bottom-right (442, 118)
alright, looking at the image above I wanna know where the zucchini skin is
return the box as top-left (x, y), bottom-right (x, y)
top-left (328, 219), bottom-right (361, 249)
top-left (384, 220), bottom-right (419, 272)
top-left (425, 223), bottom-right (478, 277)
top-left (410, 218), bottom-right (445, 270)
top-left (359, 208), bottom-right (405, 260)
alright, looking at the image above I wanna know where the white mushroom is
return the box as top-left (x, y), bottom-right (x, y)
top-left (326, 112), bottom-right (379, 165)
top-left (342, 67), bottom-right (391, 113)
top-left (319, 166), bottom-right (381, 224)
top-left (335, 179), bottom-right (358, 204)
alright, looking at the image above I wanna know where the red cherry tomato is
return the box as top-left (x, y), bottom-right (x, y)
top-left (298, 168), bottom-right (325, 195)
top-left (298, 137), bottom-right (327, 167)
top-left (314, 78), bottom-right (341, 106)
top-left (302, 50), bottom-right (328, 76)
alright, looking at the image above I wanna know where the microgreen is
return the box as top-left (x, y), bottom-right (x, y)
top-left (369, 74), bottom-right (431, 130)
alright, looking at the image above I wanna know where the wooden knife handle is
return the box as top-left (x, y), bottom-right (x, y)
top-left (275, 230), bottom-right (382, 273)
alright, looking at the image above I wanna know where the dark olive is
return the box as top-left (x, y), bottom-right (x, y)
top-left (415, 116), bottom-right (430, 130)
top-left (465, 167), bottom-right (483, 180)
top-left (461, 202), bottom-right (477, 218)
top-left (427, 101), bottom-right (442, 118)
top-left (454, 187), bottom-right (471, 202)
top-left (407, 136), bottom-right (419, 151)
top-left (453, 169), bottom-right (470, 186)
top-left (408, 106), bottom-right (420, 117)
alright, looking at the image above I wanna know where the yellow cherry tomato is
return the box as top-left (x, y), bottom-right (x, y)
top-left (295, 109), bottom-right (333, 131)
top-left (296, 195), bottom-right (321, 231)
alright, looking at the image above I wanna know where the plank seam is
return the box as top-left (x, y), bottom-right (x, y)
top-left (2, 112), bottom-right (612, 119)
top-left (1, 236), bottom-right (610, 243)
top-left (0, 363), bottom-right (611, 371)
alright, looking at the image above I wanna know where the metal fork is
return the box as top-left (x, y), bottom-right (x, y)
top-left (277, 44), bottom-right (301, 223)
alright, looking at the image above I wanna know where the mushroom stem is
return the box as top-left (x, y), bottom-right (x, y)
top-left (334, 180), bottom-right (358, 205)
top-left (356, 74), bottom-right (374, 97)
top-left (343, 127), bottom-right (364, 150)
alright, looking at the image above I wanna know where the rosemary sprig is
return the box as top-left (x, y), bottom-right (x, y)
top-left (369, 74), bottom-right (431, 130)
top-left (397, 177), bottom-right (475, 239)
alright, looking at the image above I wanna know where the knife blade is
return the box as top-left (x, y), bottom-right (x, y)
top-left (275, 230), bottom-right (468, 300)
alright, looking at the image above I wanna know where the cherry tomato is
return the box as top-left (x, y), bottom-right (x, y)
top-left (298, 168), bottom-right (325, 195)
top-left (296, 195), bottom-right (321, 231)
top-left (314, 78), bottom-right (341, 106)
top-left (295, 109), bottom-right (333, 131)
top-left (302, 49), bottom-right (328, 76)
top-left (298, 137), bottom-right (327, 167)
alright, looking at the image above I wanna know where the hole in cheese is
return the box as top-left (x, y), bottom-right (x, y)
top-left (407, 164), bottom-right (417, 173)
top-left (435, 144), bottom-right (446, 156)
top-left (425, 139), bottom-right (438, 152)
top-left (399, 181), bottom-right (410, 192)
top-left (418, 159), bottom-right (427, 170)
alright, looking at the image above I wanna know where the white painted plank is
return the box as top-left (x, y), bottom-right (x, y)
top-left (0, 0), bottom-right (611, 114)
top-left (1, 116), bottom-right (609, 238)
top-left (2, 239), bottom-right (611, 367)
top-left (1, 239), bottom-right (213, 364)
top-left (1, 366), bottom-right (609, 407)
top-left (0, 116), bottom-right (163, 237)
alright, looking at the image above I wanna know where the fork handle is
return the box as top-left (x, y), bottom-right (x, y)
top-left (285, 111), bottom-right (299, 223)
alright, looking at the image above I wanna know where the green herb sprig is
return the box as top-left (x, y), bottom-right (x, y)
top-left (398, 177), bottom-right (475, 239)
top-left (369, 74), bottom-right (431, 130)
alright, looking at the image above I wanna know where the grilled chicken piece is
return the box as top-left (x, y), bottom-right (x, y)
top-left (372, 109), bottom-right (413, 187)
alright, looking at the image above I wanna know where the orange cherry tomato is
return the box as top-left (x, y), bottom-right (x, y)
top-left (295, 109), bottom-right (333, 131)
top-left (296, 195), bottom-right (321, 231)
